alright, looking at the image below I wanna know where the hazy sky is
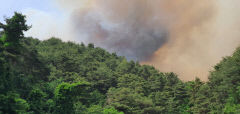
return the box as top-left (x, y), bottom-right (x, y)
top-left (0, 0), bottom-right (54, 20)
top-left (0, 0), bottom-right (71, 40)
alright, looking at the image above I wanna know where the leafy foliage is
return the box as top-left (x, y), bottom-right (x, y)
top-left (1, 12), bottom-right (240, 114)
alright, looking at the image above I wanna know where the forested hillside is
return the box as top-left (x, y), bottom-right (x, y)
top-left (1, 13), bottom-right (240, 114)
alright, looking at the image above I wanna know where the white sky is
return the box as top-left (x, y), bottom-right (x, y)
top-left (0, 0), bottom-right (73, 41)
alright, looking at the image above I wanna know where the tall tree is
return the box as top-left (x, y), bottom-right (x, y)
top-left (0, 12), bottom-right (30, 50)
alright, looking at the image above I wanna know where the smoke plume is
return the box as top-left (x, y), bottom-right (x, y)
top-left (55, 0), bottom-right (240, 81)
top-left (68, 0), bottom-right (169, 61)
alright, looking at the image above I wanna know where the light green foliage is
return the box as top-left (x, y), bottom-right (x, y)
top-left (223, 97), bottom-right (240, 113)
top-left (102, 107), bottom-right (124, 114)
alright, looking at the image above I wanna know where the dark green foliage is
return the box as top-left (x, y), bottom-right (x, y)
top-left (27, 88), bottom-right (50, 113)
top-left (0, 12), bottom-right (30, 53)
top-left (106, 88), bottom-right (154, 114)
top-left (0, 92), bottom-right (29, 114)
top-left (1, 12), bottom-right (240, 114)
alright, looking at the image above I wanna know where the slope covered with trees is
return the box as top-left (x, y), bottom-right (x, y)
top-left (1, 12), bottom-right (240, 114)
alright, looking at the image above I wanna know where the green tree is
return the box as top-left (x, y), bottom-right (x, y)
top-left (107, 88), bottom-right (154, 114)
top-left (117, 74), bottom-right (146, 94)
top-left (54, 82), bottom-right (90, 114)
top-left (0, 92), bottom-right (29, 114)
top-left (102, 107), bottom-right (124, 114)
top-left (0, 12), bottom-right (30, 51)
top-left (27, 88), bottom-right (48, 113)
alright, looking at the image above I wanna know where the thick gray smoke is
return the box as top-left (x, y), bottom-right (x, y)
top-left (71, 0), bottom-right (168, 60)
top-left (53, 0), bottom-right (240, 81)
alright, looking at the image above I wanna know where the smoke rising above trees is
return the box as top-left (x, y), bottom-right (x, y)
top-left (24, 0), bottom-right (240, 80)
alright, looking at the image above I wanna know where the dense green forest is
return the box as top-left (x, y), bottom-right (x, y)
top-left (1, 12), bottom-right (240, 114)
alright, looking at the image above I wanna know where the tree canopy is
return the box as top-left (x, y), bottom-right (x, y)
top-left (1, 12), bottom-right (240, 114)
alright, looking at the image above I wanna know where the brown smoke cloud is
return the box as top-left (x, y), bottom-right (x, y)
top-left (55, 0), bottom-right (240, 81)
top-left (143, 0), bottom-right (240, 81)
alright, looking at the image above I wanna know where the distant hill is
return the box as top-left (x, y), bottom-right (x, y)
top-left (1, 12), bottom-right (240, 114)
